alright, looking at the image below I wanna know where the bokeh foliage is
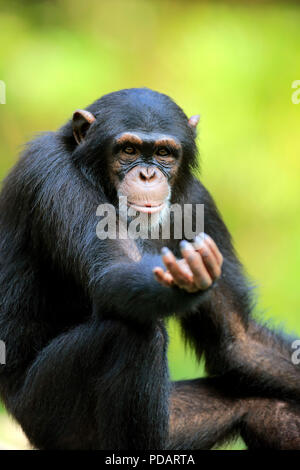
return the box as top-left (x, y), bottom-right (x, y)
top-left (0, 0), bottom-right (299, 450)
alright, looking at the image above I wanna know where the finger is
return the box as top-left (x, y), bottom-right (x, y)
top-left (179, 241), bottom-right (212, 290)
top-left (196, 232), bottom-right (223, 267)
top-left (153, 267), bottom-right (169, 287)
top-left (153, 267), bottom-right (174, 287)
top-left (193, 238), bottom-right (221, 280)
top-left (161, 247), bottom-right (193, 290)
top-left (176, 259), bottom-right (194, 277)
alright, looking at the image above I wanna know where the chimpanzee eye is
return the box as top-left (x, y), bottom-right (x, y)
top-left (123, 146), bottom-right (135, 155)
top-left (157, 147), bottom-right (170, 157)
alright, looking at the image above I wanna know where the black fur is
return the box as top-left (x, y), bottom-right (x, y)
top-left (0, 88), bottom-right (300, 450)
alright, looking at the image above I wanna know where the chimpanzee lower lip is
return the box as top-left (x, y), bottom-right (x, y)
top-left (127, 202), bottom-right (165, 214)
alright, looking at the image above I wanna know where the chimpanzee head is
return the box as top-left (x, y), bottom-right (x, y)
top-left (66, 88), bottom-right (200, 218)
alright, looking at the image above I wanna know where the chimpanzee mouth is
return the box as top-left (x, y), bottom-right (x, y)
top-left (127, 201), bottom-right (165, 214)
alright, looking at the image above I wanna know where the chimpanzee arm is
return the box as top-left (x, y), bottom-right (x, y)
top-left (179, 179), bottom-right (300, 402)
top-left (2, 134), bottom-right (210, 325)
top-left (94, 254), bottom-right (213, 323)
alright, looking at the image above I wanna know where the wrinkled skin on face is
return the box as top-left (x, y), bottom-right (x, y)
top-left (109, 131), bottom-right (182, 215)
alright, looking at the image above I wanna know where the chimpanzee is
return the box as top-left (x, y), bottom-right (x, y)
top-left (0, 88), bottom-right (300, 450)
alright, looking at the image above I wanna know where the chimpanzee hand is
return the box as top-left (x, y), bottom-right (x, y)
top-left (153, 233), bottom-right (223, 293)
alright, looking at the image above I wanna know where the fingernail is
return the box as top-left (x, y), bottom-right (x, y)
top-left (198, 232), bottom-right (207, 240)
top-left (161, 247), bottom-right (170, 256)
top-left (179, 240), bottom-right (193, 251)
top-left (194, 234), bottom-right (205, 248)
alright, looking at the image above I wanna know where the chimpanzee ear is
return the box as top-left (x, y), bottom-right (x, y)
top-left (72, 110), bottom-right (96, 145)
top-left (188, 115), bottom-right (200, 130)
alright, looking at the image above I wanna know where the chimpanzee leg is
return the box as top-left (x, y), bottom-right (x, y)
top-left (168, 378), bottom-right (300, 450)
top-left (168, 378), bottom-right (243, 450)
top-left (241, 398), bottom-right (300, 449)
top-left (5, 318), bottom-right (169, 450)
top-left (94, 319), bottom-right (170, 450)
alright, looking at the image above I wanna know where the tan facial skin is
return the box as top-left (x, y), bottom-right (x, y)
top-left (110, 132), bottom-right (181, 214)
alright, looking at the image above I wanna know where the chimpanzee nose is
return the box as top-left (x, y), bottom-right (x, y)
top-left (139, 167), bottom-right (156, 182)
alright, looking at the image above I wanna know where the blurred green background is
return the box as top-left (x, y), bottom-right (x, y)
top-left (0, 0), bottom-right (299, 450)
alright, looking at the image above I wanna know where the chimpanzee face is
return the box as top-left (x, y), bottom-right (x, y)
top-left (70, 89), bottom-right (199, 218)
top-left (107, 130), bottom-right (182, 215)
